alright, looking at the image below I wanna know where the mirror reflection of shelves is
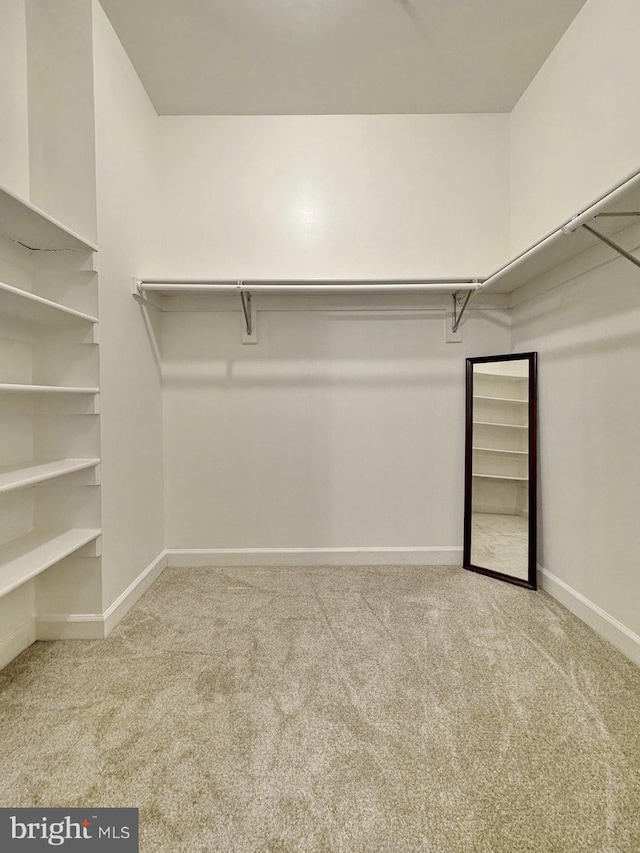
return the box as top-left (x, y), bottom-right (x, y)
top-left (472, 369), bottom-right (529, 517)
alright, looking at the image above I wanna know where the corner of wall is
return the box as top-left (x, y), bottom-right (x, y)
top-left (93, 0), bottom-right (165, 621)
top-left (508, 0), bottom-right (640, 254)
top-left (539, 564), bottom-right (640, 667)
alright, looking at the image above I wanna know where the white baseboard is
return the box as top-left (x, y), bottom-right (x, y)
top-left (36, 550), bottom-right (167, 640)
top-left (0, 618), bottom-right (36, 671)
top-left (103, 550), bottom-right (167, 636)
top-left (539, 564), bottom-right (640, 667)
top-left (166, 546), bottom-right (462, 568)
top-left (36, 613), bottom-right (105, 641)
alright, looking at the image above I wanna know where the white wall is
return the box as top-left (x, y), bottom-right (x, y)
top-left (163, 303), bottom-right (510, 557)
top-left (159, 114), bottom-right (510, 279)
top-left (0, 0), bottom-right (29, 199)
top-left (510, 0), bottom-right (640, 254)
top-left (26, 0), bottom-right (97, 243)
top-left (158, 114), bottom-right (511, 557)
top-left (507, 0), bottom-right (640, 662)
top-left (93, 1), bottom-right (165, 611)
top-left (511, 224), bottom-right (640, 659)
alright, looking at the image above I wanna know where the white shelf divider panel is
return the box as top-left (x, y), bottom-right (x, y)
top-left (0, 383), bottom-right (99, 395)
top-left (0, 182), bottom-right (97, 253)
top-left (0, 528), bottom-right (101, 598)
top-left (0, 280), bottom-right (98, 325)
top-left (0, 459), bottom-right (100, 494)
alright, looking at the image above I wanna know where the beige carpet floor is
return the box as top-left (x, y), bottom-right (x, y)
top-left (1, 565), bottom-right (639, 852)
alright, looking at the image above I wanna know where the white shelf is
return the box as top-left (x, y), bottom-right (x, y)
top-left (473, 447), bottom-right (528, 456)
top-left (0, 280), bottom-right (98, 325)
top-left (473, 395), bottom-right (527, 404)
top-left (0, 528), bottom-right (100, 598)
top-left (0, 459), bottom-right (100, 494)
top-left (0, 182), bottom-right (97, 253)
top-left (0, 383), bottom-right (99, 395)
top-left (473, 473), bottom-right (528, 482)
top-left (473, 421), bottom-right (528, 429)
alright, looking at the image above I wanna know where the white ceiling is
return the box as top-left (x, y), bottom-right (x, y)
top-left (99, 0), bottom-right (588, 115)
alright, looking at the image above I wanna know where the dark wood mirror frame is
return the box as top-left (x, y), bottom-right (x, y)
top-left (463, 352), bottom-right (537, 590)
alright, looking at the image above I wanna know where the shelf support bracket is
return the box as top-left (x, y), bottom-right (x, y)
top-left (240, 289), bottom-right (252, 335)
top-left (593, 211), bottom-right (640, 218)
top-left (239, 283), bottom-right (257, 344)
top-left (452, 289), bottom-right (474, 333)
top-left (581, 222), bottom-right (640, 271)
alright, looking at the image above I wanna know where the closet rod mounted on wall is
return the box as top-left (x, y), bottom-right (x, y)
top-left (439, 169), bottom-right (640, 330)
top-left (134, 168), bottom-right (640, 341)
top-left (478, 166), bottom-right (640, 295)
top-left (135, 278), bottom-right (481, 293)
top-left (134, 278), bottom-right (483, 342)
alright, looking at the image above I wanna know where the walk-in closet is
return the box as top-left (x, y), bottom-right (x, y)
top-left (0, 1), bottom-right (639, 850)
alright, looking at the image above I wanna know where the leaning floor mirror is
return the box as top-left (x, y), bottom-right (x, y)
top-left (463, 353), bottom-right (537, 589)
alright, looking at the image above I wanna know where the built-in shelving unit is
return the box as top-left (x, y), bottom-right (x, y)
top-left (0, 183), bottom-right (101, 624)
top-left (0, 0), bottom-right (101, 664)
top-left (0, 459), bottom-right (100, 494)
top-left (0, 528), bottom-right (101, 599)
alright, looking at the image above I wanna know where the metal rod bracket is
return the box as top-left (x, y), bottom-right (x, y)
top-left (239, 283), bottom-right (257, 344)
top-left (452, 288), bottom-right (474, 333)
top-left (581, 223), bottom-right (640, 271)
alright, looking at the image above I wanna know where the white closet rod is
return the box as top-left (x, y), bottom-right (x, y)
top-left (137, 279), bottom-right (481, 294)
top-left (478, 165), bottom-right (640, 292)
